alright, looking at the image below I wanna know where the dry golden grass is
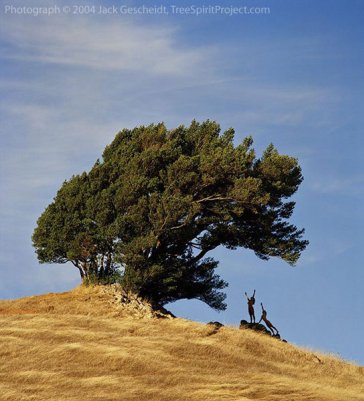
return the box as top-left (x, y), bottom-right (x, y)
top-left (0, 285), bottom-right (363, 401)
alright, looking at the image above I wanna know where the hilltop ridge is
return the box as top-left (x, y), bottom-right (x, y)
top-left (0, 286), bottom-right (363, 401)
top-left (0, 284), bottom-right (173, 319)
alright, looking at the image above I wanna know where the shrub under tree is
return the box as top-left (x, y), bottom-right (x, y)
top-left (32, 120), bottom-right (308, 310)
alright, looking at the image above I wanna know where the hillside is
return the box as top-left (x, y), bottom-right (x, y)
top-left (0, 285), bottom-right (363, 401)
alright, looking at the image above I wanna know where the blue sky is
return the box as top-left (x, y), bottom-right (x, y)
top-left (1, 0), bottom-right (363, 364)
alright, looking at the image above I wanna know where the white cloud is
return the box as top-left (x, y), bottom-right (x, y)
top-left (0, 14), bottom-right (212, 76)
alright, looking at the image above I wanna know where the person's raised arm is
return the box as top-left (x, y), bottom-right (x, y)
top-left (244, 292), bottom-right (249, 301)
top-left (260, 302), bottom-right (264, 312)
top-left (253, 289), bottom-right (256, 297)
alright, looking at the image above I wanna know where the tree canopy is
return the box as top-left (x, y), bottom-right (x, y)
top-left (32, 120), bottom-right (308, 310)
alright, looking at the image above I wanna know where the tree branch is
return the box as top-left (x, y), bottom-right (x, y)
top-left (196, 195), bottom-right (234, 203)
top-left (191, 245), bottom-right (217, 263)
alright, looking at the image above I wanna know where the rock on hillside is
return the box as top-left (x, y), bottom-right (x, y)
top-left (239, 319), bottom-right (285, 341)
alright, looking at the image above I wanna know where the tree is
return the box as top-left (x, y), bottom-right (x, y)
top-left (32, 120), bottom-right (308, 310)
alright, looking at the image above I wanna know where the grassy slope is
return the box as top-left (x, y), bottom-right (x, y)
top-left (0, 286), bottom-right (363, 401)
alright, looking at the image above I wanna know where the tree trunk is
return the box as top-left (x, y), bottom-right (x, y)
top-left (72, 261), bottom-right (85, 279)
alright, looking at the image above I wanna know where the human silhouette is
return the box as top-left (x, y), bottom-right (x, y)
top-left (259, 303), bottom-right (279, 336)
top-left (245, 289), bottom-right (256, 323)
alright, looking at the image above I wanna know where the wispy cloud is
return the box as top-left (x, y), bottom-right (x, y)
top-left (0, 13), bottom-right (212, 76)
top-left (310, 176), bottom-right (364, 195)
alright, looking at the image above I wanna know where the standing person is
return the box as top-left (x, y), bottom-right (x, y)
top-left (259, 303), bottom-right (279, 336)
top-left (245, 289), bottom-right (256, 323)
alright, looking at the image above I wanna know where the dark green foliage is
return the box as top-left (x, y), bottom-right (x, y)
top-left (32, 120), bottom-right (308, 310)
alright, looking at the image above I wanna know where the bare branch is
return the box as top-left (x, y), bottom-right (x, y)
top-left (196, 195), bottom-right (234, 203)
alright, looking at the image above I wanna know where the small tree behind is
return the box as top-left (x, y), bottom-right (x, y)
top-left (32, 120), bottom-right (308, 310)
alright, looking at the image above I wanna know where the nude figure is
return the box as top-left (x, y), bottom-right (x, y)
top-left (245, 290), bottom-right (256, 323)
top-left (259, 303), bottom-right (279, 336)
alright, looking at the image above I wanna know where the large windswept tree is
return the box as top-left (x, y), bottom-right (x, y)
top-left (33, 120), bottom-right (308, 310)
